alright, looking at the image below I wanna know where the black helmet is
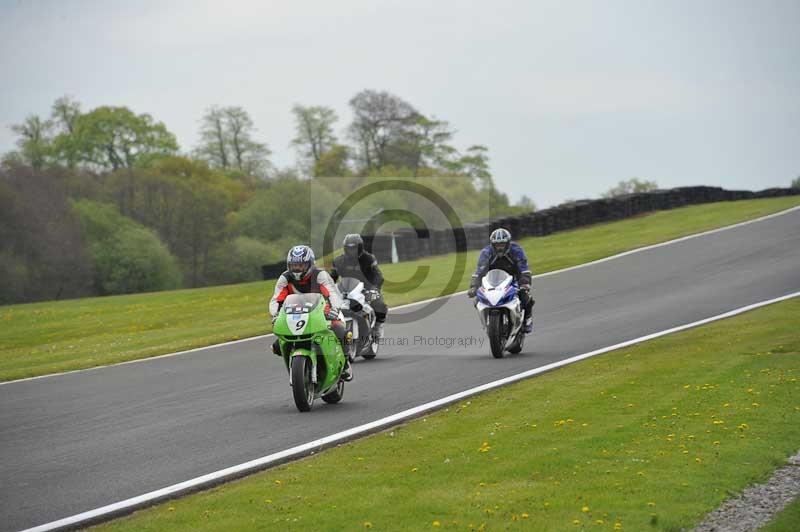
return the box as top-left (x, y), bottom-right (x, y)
top-left (287, 245), bottom-right (315, 281)
top-left (489, 228), bottom-right (511, 256)
top-left (343, 233), bottom-right (364, 260)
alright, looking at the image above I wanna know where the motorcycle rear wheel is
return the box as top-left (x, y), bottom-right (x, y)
top-left (322, 378), bottom-right (345, 404)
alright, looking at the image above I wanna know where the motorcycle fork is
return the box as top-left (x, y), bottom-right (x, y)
top-left (287, 350), bottom-right (318, 386)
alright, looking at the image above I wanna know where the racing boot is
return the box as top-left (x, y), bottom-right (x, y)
top-left (342, 355), bottom-right (354, 382)
top-left (341, 330), bottom-right (354, 381)
top-left (374, 321), bottom-right (385, 339)
top-left (524, 298), bottom-right (535, 334)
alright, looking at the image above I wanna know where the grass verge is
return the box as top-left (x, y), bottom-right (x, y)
top-left (93, 295), bottom-right (800, 531)
top-left (761, 496), bottom-right (800, 532)
top-left (1, 196), bottom-right (799, 382)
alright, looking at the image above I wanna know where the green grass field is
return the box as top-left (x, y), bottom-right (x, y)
top-left (93, 294), bottom-right (800, 531)
top-left (1, 196), bottom-right (798, 382)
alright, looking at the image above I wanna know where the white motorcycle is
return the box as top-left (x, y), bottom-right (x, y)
top-left (474, 269), bottom-right (525, 358)
top-left (337, 277), bottom-right (380, 360)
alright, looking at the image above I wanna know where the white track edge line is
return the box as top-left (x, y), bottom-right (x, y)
top-left (20, 290), bottom-right (800, 532)
top-left (4, 204), bottom-right (798, 387)
top-left (533, 204), bottom-right (800, 279)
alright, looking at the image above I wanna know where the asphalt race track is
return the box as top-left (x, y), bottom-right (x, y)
top-left (2, 209), bottom-right (799, 531)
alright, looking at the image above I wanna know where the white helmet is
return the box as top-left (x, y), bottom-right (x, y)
top-left (489, 228), bottom-right (511, 256)
top-left (287, 245), bottom-right (315, 281)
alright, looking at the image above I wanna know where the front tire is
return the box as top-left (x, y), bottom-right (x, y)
top-left (291, 356), bottom-right (315, 412)
top-left (322, 379), bottom-right (344, 404)
top-left (487, 312), bottom-right (506, 359)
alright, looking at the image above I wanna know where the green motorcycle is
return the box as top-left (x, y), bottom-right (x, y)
top-left (273, 293), bottom-right (349, 412)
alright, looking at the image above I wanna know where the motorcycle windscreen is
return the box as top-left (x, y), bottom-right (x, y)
top-left (337, 277), bottom-right (362, 294)
top-left (283, 293), bottom-right (322, 314)
top-left (484, 269), bottom-right (512, 288)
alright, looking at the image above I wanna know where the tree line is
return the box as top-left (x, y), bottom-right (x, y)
top-left (1, 90), bottom-right (533, 304)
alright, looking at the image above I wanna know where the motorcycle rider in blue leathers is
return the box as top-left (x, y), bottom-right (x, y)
top-left (467, 228), bottom-right (534, 333)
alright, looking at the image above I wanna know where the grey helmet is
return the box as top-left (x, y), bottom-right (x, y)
top-left (343, 233), bottom-right (364, 260)
top-left (489, 228), bottom-right (511, 256)
top-left (287, 245), bottom-right (315, 281)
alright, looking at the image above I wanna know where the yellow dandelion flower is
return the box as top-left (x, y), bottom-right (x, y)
top-left (582, 506), bottom-right (590, 513)
top-left (433, 520), bottom-right (441, 527)
top-left (363, 522), bottom-right (373, 529)
top-left (713, 441), bottom-right (720, 446)
top-left (573, 519), bottom-right (581, 525)
top-left (647, 502), bottom-right (656, 507)
top-left (168, 506), bottom-right (175, 512)
top-left (614, 522), bottom-right (622, 530)
top-left (411, 467), bottom-right (418, 472)
top-left (521, 513), bottom-right (529, 519)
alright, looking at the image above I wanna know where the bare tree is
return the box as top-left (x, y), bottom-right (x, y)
top-left (195, 106), bottom-right (271, 177)
top-left (396, 115), bottom-right (454, 176)
top-left (196, 106), bottom-right (229, 169)
top-left (291, 104), bottom-right (338, 174)
top-left (51, 96), bottom-right (82, 135)
top-left (10, 115), bottom-right (53, 170)
top-left (347, 89), bottom-right (419, 171)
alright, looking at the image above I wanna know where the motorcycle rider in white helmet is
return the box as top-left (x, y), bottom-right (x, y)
top-left (467, 228), bottom-right (534, 333)
top-left (269, 245), bottom-right (353, 380)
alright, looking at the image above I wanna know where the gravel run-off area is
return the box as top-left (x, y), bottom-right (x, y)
top-left (692, 450), bottom-right (800, 531)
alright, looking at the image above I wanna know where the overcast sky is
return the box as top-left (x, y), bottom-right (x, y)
top-left (1, 0), bottom-right (798, 207)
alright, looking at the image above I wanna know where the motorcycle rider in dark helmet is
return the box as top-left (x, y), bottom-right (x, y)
top-left (269, 245), bottom-right (352, 380)
top-left (329, 233), bottom-right (388, 339)
top-left (467, 228), bottom-right (534, 333)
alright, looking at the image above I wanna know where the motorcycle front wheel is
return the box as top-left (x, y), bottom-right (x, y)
top-left (487, 312), bottom-right (506, 359)
top-left (291, 356), bottom-right (315, 412)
